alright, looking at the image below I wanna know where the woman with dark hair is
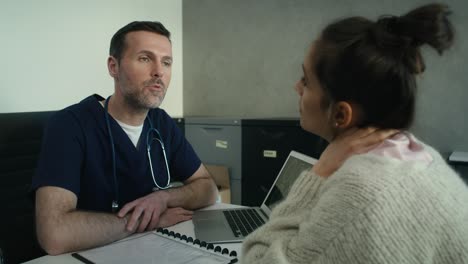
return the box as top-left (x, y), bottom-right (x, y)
top-left (242, 3), bottom-right (468, 263)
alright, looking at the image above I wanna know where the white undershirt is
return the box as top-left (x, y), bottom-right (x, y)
top-left (115, 120), bottom-right (143, 147)
top-left (100, 101), bottom-right (143, 147)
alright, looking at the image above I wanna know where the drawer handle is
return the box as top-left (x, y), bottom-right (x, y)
top-left (202, 127), bottom-right (223, 131)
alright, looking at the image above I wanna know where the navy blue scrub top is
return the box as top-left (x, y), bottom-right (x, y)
top-left (32, 94), bottom-right (201, 212)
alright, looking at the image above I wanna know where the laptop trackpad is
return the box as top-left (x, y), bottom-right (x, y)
top-left (193, 212), bottom-right (238, 242)
top-left (196, 218), bottom-right (227, 232)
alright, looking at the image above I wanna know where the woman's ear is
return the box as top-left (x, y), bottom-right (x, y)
top-left (332, 101), bottom-right (357, 129)
top-left (107, 56), bottom-right (119, 78)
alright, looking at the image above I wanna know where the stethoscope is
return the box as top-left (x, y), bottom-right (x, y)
top-left (104, 96), bottom-right (172, 212)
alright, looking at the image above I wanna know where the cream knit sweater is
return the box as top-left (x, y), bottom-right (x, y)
top-left (242, 145), bottom-right (468, 263)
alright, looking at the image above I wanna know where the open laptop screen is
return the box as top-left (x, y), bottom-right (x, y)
top-left (263, 155), bottom-right (315, 211)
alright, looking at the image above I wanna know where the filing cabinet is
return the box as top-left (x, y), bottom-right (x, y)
top-left (184, 117), bottom-right (327, 205)
top-left (448, 151), bottom-right (468, 185)
top-left (241, 118), bottom-right (327, 206)
top-left (185, 117), bottom-right (243, 204)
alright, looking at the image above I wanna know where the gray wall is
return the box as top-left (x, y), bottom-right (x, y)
top-left (183, 0), bottom-right (468, 156)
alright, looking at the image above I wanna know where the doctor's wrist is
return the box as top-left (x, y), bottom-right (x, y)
top-left (120, 214), bottom-right (135, 234)
top-left (153, 189), bottom-right (170, 208)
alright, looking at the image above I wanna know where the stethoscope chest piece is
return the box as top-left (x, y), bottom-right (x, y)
top-left (112, 200), bottom-right (119, 213)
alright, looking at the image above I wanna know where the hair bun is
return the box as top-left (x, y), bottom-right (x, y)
top-left (372, 4), bottom-right (454, 54)
top-left (370, 15), bottom-right (414, 52)
top-left (375, 16), bottom-right (399, 34)
top-left (368, 3), bottom-right (454, 74)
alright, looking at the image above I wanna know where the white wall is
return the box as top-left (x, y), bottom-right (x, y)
top-left (0, 0), bottom-right (183, 116)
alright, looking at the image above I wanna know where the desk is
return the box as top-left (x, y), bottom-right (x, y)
top-left (23, 203), bottom-right (243, 264)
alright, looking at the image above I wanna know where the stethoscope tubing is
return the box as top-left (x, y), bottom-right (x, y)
top-left (104, 96), bottom-right (171, 212)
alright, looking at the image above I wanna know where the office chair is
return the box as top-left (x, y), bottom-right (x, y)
top-left (1, 246), bottom-right (4, 264)
top-left (0, 111), bottom-right (54, 263)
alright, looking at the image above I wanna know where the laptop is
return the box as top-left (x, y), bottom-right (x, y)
top-left (193, 150), bottom-right (317, 243)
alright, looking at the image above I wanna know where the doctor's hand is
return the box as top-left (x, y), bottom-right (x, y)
top-left (313, 127), bottom-right (399, 177)
top-left (157, 207), bottom-right (193, 228)
top-left (117, 191), bottom-right (170, 233)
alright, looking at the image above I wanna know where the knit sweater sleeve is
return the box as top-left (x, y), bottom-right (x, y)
top-left (241, 155), bottom-right (388, 264)
top-left (242, 169), bottom-right (326, 263)
top-left (241, 153), bottom-right (468, 264)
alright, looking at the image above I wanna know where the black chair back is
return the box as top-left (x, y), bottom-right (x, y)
top-left (0, 111), bottom-right (55, 264)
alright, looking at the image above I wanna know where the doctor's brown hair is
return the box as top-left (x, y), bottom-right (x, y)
top-left (109, 21), bottom-right (171, 62)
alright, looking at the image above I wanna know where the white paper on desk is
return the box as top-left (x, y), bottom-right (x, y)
top-left (79, 232), bottom-right (232, 264)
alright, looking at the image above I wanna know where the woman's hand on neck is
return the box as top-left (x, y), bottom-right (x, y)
top-left (313, 127), bottom-right (399, 177)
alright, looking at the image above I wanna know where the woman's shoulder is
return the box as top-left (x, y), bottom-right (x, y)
top-left (320, 153), bottom-right (425, 203)
top-left (325, 146), bottom-right (466, 208)
top-left (329, 153), bottom-right (401, 186)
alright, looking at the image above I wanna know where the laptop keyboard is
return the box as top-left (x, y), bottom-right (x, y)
top-left (223, 209), bottom-right (266, 237)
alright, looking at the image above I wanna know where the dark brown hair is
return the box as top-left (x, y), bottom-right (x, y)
top-left (109, 21), bottom-right (171, 62)
top-left (314, 3), bottom-right (454, 129)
